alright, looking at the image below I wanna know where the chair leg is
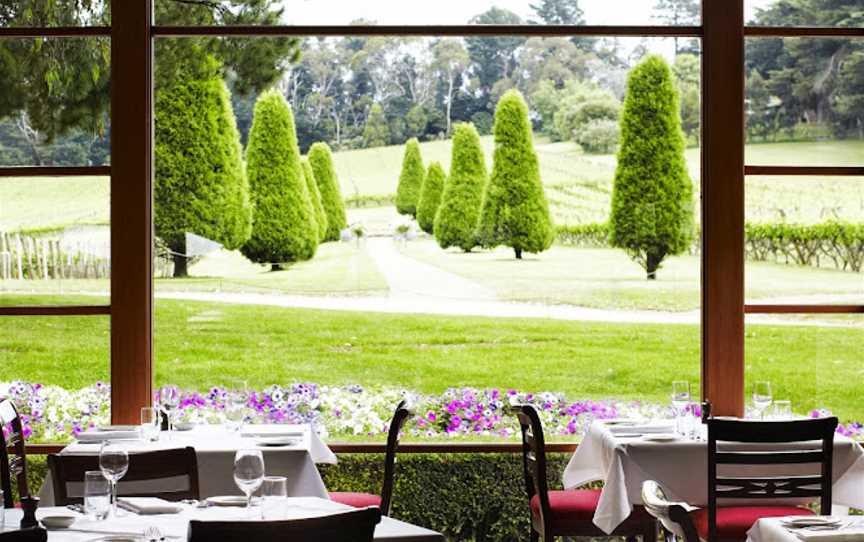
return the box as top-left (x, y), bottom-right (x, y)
top-left (644, 521), bottom-right (658, 542)
top-left (627, 536), bottom-right (638, 542)
top-left (530, 529), bottom-right (540, 542)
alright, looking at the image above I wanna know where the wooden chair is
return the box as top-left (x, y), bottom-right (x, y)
top-left (512, 404), bottom-right (657, 542)
top-left (187, 506), bottom-right (382, 542)
top-left (329, 400), bottom-right (413, 515)
top-left (0, 528), bottom-right (47, 542)
top-left (47, 446), bottom-right (200, 505)
top-left (1, 398), bottom-right (39, 528)
top-left (641, 416), bottom-right (838, 542)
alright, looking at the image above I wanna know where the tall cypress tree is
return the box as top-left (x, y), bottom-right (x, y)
top-left (477, 90), bottom-right (554, 259)
top-left (434, 124), bottom-right (488, 251)
top-left (302, 158), bottom-right (328, 242)
top-left (155, 55), bottom-right (252, 278)
top-left (308, 142), bottom-right (347, 242)
top-left (417, 162), bottom-right (447, 235)
top-left (395, 138), bottom-right (425, 218)
top-left (242, 90), bottom-right (318, 269)
top-left (609, 55), bottom-right (694, 280)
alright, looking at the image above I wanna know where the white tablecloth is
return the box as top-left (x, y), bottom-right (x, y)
top-left (1, 498), bottom-right (445, 541)
top-left (563, 421), bottom-right (864, 534)
top-left (39, 424), bottom-right (337, 505)
top-left (747, 517), bottom-right (864, 542)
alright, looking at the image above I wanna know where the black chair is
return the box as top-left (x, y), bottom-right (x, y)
top-left (0, 528), bottom-right (47, 542)
top-left (48, 446), bottom-right (200, 505)
top-left (512, 404), bottom-right (657, 542)
top-left (188, 506), bottom-right (382, 542)
top-left (1, 398), bottom-right (39, 528)
top-left (642, 416), bottom-right (838, 542)
top-left (329, 400), bottom-right (413, 515)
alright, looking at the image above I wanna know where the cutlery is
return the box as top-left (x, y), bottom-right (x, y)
top-left (66, 504), bottom-right (85, 514)
top-left (144, 525), bottom-right (165, 541)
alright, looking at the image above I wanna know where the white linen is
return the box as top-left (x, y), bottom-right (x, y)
top-left (0, 498), bottom-right (445, 541)
top-left (38, 424), bottom-right (336, 505)
top-left (748, 517), bottom-right (864, 542)
top-left (75, 430), bottom-right (141, 442)
top-left (607, 421), bottom-right (676, 435)
top-left (117, 497), bottom-right (184, 515)
top-left (563, 421), bottom-right (864, 535)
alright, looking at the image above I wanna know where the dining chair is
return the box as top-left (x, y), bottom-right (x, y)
top-left (1, 398), bottom-right (39, 528)
top-left (0, 528), bottom-right (48, 542)
top-left (641, 416), bottom-right (838, 542)
top-left (329, 400), bottom-right (413, 515)
top-left (187, 506), bottom-right (382, 542)
top-left (47, 446), bottom-right (200, 505)
top-left (512, 404), bottom-right (657, 542)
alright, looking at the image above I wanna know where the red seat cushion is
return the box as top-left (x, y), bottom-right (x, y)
top-left (690, 506), bottom-right (814, 541)
top-left (329, 492), bottom-right (382, 509)
top-left (530, 489), bottom-right (653, 533)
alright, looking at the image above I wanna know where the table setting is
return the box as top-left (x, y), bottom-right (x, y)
top-left (748, 515), bottom-right (864, 542)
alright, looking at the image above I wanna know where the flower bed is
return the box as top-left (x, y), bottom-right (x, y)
top-left (2, 381), bottom-right (861, 443)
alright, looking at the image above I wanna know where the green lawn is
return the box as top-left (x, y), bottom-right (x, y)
top-left (0, 296), bottom-right (862, 420)
top-left (0, 176), bottom-right (109, 232)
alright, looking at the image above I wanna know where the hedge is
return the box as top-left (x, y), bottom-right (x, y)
top-left (345, 194), bottom-right (397, 209)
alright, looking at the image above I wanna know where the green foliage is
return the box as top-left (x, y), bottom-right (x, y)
top-left (309, 142), bottom-right (348, 242)
top-left (242, 90), bottom-right (318, 267)
top-left (302, 158), bottom-right (328, 242)
top-left (576, 119), bottom-right (620, 153)
top-left (396, 138), bottom-right (425, 217)
top-left (556, 222), bottom-right (611, 248)
top-left (417, 162), bottom-right (447, 235)
top-left (344, 194), bottom-right (396, 209)
top-left (434, 124), bottom-right (488, 250)
top-left (363, 103), bottom-right (390, 148)
top-left (745, 221), bottom-right (864, 272)
top-left (673, 53), bottom-right (701, 144)
top-left (154, 60), bottom-right (252, 277)
top-left (610, 55), bottom-right (694, 279)
top-left (405, 105), bottom-right (429, 140)
top-left (478, 90), bottom-right (554, 259)
top-left (553, 85), bottom-right (621, 145)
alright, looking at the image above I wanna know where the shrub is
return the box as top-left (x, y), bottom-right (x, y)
top-left (470, 111), bottom-right (494, 135)
top-left (609, 55), bottom-right (694, 280)
top-left (363, 103), bottom-right (390, 148)
top-left (344, 194), bottom-right (396, 209)
top-left (556, 223), bottom-right (610, 247)
top-left (416, 162), bottom-right (447, 235)
top-left (241, 90), bottom-right (318, 269)
top-left (477, 90), bottom-right (554, 259)
top-left (575, 118), bottom-right (620, 153)
top-left (745, 221), bottom-right (864, 272)
top-left (434, 124), bottom-right (488, 251)
top-left (302, 158), bottom-right (328, 242)
top-left (154, 59), bottom-right (252, 277)
top-left (551, 83), bottom-right (620, 143)
top-left (396, 138), bottom-right (425, 218)
top-left (309, 142), bottom-right (348, 242)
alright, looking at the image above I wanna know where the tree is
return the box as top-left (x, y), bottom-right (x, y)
top-left (302, 158), bottom-right (329, 242)
top-left (155, 57), bottom-right (252, 278)
top-left (434, 124), bottom-right (488, 251)
top-left (672, 53), bottom-right (701, 144)
top-left (396, 138), bottom-right (425, 217)
top-left (417, 162), bottom-right (447, 235)
top-left (308, 142), bottom-right (348, 242)
top-left (652, 0), bottom-right (700, 55)
top-left (242, 90), bottom-right (318, 269)
top-left (362, 103), bottom-right (390, 148)
top-left (477, 90), bottom-right (554, 259)
top-left (610, 55), bottom-right (694, 280)
top-left (432, 40), bottom-right (470, 135)
top-left (530, 0), bottom-right (584, 25)
top-left (466, 8), bottom-right (526, 112)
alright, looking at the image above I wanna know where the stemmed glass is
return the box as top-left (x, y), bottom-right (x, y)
top-left (671, 381), bottom-right (691, 435)
top-left (159, 385), bottom-right (180, 436)
top-left (99, 441), bottom-right (129, 518)
top-left (752, 381), bottom-right (773, 419)
top-left (233, 449), bottom-right (265, 515)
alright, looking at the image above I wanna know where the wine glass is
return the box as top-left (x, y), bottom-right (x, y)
top-left (671, 381), bottom-right (691, 435)
top-left (752, 381), bottom-right (773, 419)
top-left (99, 441), bottom-right (129, 518)
top-left (159, 385), bottom-right (180, 435)
top-left (233, 449), bottom-right (265, 514)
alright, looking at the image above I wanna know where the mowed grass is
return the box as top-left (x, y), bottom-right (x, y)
top-left (0, 176), bottom-right (109, 232)
top-left (0, 296), bottom-right (862, 420)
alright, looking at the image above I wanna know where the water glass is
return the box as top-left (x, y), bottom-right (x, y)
top-left (234, 449), bottom-right (265, 515)
top-left (159, 385), bottom-right (180, 435)
top-left (671, 381), bottom-right (691, 434)
top-left (752, 381), bottom-right (773, 419)
top-left (224, 404), bottom-right (245, 433)
top-left (260, 476), bottom-right (288, 520)
top-left (140, 407), bottom-right (160, 442)
top-left (99, 441), bottom-right (129, 518)
top-left (771, 400), bottom-right (792, 420)
top-left (84, 471), bottom-right (111, 520)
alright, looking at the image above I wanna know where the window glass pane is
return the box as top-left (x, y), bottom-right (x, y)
top-left (0, 176), bottom-right (110, 306)
top-left (155, 0), bottom-right (700, 26)
top-left (153, 35), bottom-right (700, 441)
top-left (744, 176), bottom-right (864, 307)
top-left (746, 0), bottom-right (862, 27)
top-left (0, 1), bottom-right (109, 27)
top-left (0, 316), bottom-right (110, 442)
top-left (0, 38), bottom-right (110, 167)
top-left (745, 37), bottom-right (864, 162)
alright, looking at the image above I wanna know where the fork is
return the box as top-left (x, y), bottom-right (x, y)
top-left (144, 526), bottom-right (165, 541)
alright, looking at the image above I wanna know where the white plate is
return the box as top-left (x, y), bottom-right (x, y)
top-left (255, 436), bottom-right (299, 447)
top-left (782, 517), bottom-right (844, 528)
top-left (206, 495), bottom-right (249, 507)
top-left (89, 537), bottom-right (144, 542)
top-left (174, 422), bottom-right (195, 431)
top-left (40, 515), bottom-right (76, 529)
top-left (642, 433), bottom-right (679, 442)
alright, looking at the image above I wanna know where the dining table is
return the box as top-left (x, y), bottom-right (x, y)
top-left (1, 497), bottom-right (446, 541)
top-left (38, 424), bottom-right (337, 506)
top-left (563, 419), bottom-right (864, 534)
top-left (747, 516), bottom-right (864, 542)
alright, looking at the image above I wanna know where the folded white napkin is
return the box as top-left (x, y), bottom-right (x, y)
top-left (117, 497), bottom-right (183, 515)
top-left (76, 430), bottom-right (141, 442)
top-left (241, 428), bottom-right (304, 438)
top-left (795, 530), bottom-right (864, 542)
top-left (606, 422), bottom-right (676, 435)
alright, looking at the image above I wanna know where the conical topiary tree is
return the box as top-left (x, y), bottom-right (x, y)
top-left (609, 55), bottom-right (694, 280)
top-left (241, 89), bottom-right (318, 269)
top-left (477, 90), bottom-right (554, 259)
top-left (395, 138), bottom-right (424, 218)
top-left (302, 158), bottom-right (328, 242)
top-left (434, 124), bottom-right (488, 251)
top-left (308, 142), bottom-right (347, 242)
top-left (155, 58), bottom-right (252, 278)
top-left (416, 162), bottom-right (447, 235)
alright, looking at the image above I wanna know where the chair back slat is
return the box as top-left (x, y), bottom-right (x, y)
top-left (0, 398), bottom-right (30, 509)
top-left (187, 507), bottom-right (382, 542)
top-left (513, 405), bottom-right (551, 533)
top-left (380, 400), bottom-right (412, 516)
top-left (48, 447), bottom-right (200, 505)
top-left (715, 451), bottom-right (825, 465)
top-left (715, 475), bottom-right (825, 499)
top-left (0, 527), bottom-right (48, 542)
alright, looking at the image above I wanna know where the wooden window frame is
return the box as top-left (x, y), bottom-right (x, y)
top-left (2, 0), bottom-right (861, 430)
